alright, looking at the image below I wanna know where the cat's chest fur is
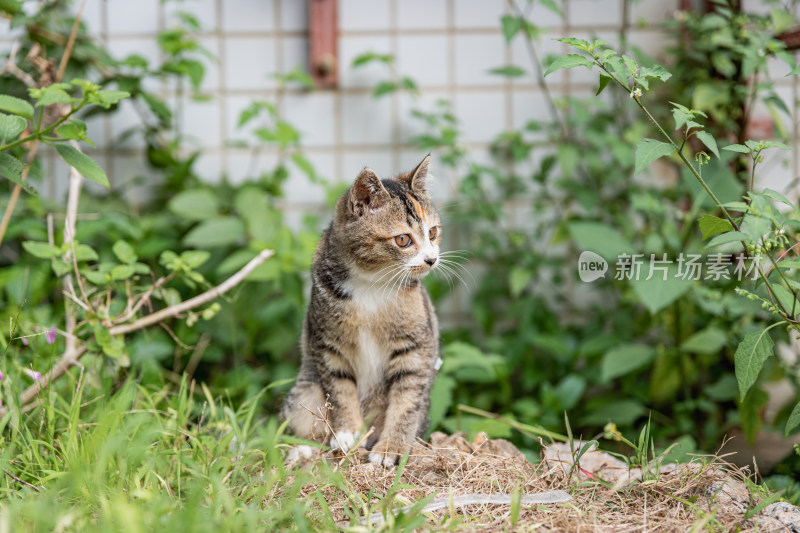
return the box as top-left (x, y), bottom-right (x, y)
top-left (342, 275), bottom-right (410, 402)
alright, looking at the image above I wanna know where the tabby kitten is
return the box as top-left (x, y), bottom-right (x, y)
top-left (281, 155), bottom-right (441, 467)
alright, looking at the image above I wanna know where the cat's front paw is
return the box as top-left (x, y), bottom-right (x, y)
top-left (330, 430), bottom-right (358, 452)
top-left (367, 442), bottom-right (408, 468)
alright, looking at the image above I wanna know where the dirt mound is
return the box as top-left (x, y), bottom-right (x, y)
top-left (289, 432), bottom-right (800, 531)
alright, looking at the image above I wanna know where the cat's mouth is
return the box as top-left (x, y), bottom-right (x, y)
top-left (409, 264), bottom-right (435, 279)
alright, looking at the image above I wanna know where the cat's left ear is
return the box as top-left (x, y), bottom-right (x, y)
top-left (403, 154), bottom-right (431, 194)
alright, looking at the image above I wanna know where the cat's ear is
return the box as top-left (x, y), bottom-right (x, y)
top-left (349, 168), bottom-right (388, 216)
top-left (403, 154), bottom-right (431, 194)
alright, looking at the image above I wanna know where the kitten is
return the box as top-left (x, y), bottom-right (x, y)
top-left (281, 155), bottom-right (441, 468)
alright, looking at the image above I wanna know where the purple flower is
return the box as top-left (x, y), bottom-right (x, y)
top-left (20, 337), bottom-right (28, 346)
top-left (0, 370), bottom-right (4, 382)
top-left (46, 326), bottom-right (57, 345)
top-left (24, 369), bottom-right (41, 381)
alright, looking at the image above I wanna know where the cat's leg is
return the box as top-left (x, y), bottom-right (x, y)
top-left (368, 350), bottom-right (435, 467)
top-left (281, 374), bottom-right (327, 441)
top-left (318, 354), bottom-right (365, 452)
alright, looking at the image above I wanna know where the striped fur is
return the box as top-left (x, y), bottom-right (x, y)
top-left (281, 155), bottom-right (441, 467)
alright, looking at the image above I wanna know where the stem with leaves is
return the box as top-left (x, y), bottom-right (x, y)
top-left (549, 39), bottom-right (797, 323)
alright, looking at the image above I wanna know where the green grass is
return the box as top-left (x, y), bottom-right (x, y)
top-left (0, 372), bottom-right (428, 532)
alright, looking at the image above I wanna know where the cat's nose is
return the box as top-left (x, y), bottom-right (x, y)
top-left (424, 256), bottom-right (437, 266)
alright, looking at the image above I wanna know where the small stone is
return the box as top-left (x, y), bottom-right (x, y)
top-left (759, 501), bottom-right (800, 532)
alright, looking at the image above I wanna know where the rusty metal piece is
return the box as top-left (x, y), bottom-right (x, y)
top-left (309, 0), bottom-right (338, 88)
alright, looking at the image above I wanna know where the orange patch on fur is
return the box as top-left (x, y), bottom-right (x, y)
top-left (406, 194), bottom-right (428, 224)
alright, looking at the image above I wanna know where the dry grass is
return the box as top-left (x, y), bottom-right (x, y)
top-left (287, 432), bottom-right (799, 532)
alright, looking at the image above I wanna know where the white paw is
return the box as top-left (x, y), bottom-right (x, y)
top-left (286, 445), bottom-right (316, 466)
top-left (330, 430), bottom-right (356, 452)
top-left (368, 452), bottom-right (397, 468)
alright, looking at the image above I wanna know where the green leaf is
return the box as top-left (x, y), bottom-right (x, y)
top-left (509, 267), bottom-right (532, 297)
top-left (183, 217), bottom-right (245, 248)
top-left (83, 270), bottom-right (110, 285)
top-left (739, 387), bottom-right (768, 445)
top-left (567, 221), bottom-right (634, 262)
top-left (0, 113), bottom-right (27, 141)
top-left (373, 81), bottom-right (397, 98)
top-left (22, 241), bottom-right (60, 259)
top-left (705, 231), bottom-right (749, 248)
top-left (540, 0), bottom-right (562, 16)
top-left (0, 94), bottom-right (34, 119)
top-left (695, 131), bottom-right (719, 158)
top-left (630, 263), bottom-right (692, 314)
top-left (600, 344), bottom-right (655, 382)
top-left (640, 64), bottom-right (672, 82)
top-left (30, 83), bottom-right (74, 106)
top-left (428, 375), bottom-right (456, 434)
top-left (56, 119), bottom-right (94, 146)
top-left (180, 250), bottom-right (210, 269)
top-left (54, 144), bottom-right (110, 188)
top-left (352, 51), bottom-right (394, 68)
top-left (162, 58), bottom-right (204, 90)
top-left (706, 374), bottom-right (739, 401)
top-left (634, 138), bottom-right (673, 175)
top-left (580, 399), bottom-right (645, 426)
top-left (543, 54), bottom-right (594, 77)
top-left (274, 66), bottom-right (316, 89)
top-left (500, 15), bottom-right (523, 42)
top-left (555, 37), bottom-right (591, 51)
top-left (680, 327), bottom-right (727, 355)
top-left (489, 65), bottom-right (526, 77)
top-left (762, 188), bottom-right (795, 208)
top-left (770, 284), bottom-right (797, 316)
top-left (762, 141), bottom-right (791, 151)
top-left (112, 240), bottom-right (137, 264)
top-left (785, 401), bottom-right (800, 436)
top-left (722, 143), bottom-right (750, 154)
top-left (141, 92), bottom-right (172, 124)
top-left (596, 74), bottom-right (612, 95)
top-left (698, 214), bottom-right (733, 240)
top-left (0, 152), bottom-right (35, 195)
top-left (51, 260), bottom-right (71, 277)
top-left (291, 152), bottom-right (316, 180)
top-left (74, 243), bottom-right (98, 261)
top-left (91, 89), bottom-right (130, 109)
top-left (0, 0), bottom-right (22, 15)
top-left (109, 264), bottom-right (134, 280)
top-left (168, 189), bottom-right (220, 221)
top-left (777, 258), bottom-right (800, 270)
top-left (734, 329), bottom-right (775, 401)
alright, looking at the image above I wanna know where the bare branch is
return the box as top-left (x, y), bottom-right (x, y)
top-left (111, 273), bottom-right (174, 327)
top-left (0, 141), bottom-right (41, 247)
top-left (108, 249), bottom-right (273, 336)
top-left (56, 0), bottom-right (88, 82)
top-left (1, 42), bottom-right (36, 87)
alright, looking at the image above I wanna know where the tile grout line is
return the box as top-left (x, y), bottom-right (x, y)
top-left (445, 0), bottom-right (464, 316)
top-left (390, 0), bottom-right (400, 171)
top-left (216, 0), bottom-right (228, 177)
top-left (333, 0), bottom-right (344, 186)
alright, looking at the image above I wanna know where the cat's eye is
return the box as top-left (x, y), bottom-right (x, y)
top-left (428, 226), bottom-right (439, 240)
top-left (395, 234), bottom-right (413, 248)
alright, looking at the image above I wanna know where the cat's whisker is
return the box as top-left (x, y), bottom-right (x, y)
top-left (433, 263), bottom-right (455, 292)
top-left (368, 264), bottom-right (406, 290)
top-left (438, 257), bottom-right (474, 280)
top-left (435, 261), bottom-right (473, 290)
top-left (438, 249), bottom-right (471, 258)
top-left (380, 266), bottom-right (409, 300)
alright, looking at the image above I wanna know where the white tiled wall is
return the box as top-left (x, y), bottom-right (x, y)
top-left (7, 0), bottom-right (797, 217)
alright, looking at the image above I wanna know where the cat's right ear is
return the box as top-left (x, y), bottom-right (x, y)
top-left (349, 168), bottom-right (388, 217)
